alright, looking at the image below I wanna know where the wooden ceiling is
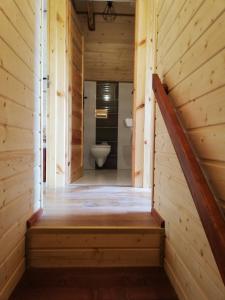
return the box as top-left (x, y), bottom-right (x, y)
top-left (74, 0), bottom-right (135, 15)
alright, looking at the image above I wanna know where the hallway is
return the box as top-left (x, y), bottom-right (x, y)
top-left (39, 185), bottom-right (151, 227)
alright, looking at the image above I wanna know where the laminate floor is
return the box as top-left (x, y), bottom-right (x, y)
top-left (10, 268), bottom-right (178, 300)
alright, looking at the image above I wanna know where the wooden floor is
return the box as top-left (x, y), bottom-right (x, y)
top-left (37, 185), bottom-right (152, 228)
top-left (10, 268), bottom-right (178, 300)
top-left (74, 170), bottom-right (132, 186)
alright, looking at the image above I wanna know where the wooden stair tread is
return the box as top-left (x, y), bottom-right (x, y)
top-left (32, 212), bottom-right (160, 229)
top-left (9, 267), bottom-right (178, 300)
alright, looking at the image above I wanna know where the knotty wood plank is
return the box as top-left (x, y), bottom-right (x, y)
top-left (153, 73), bottom-right (225, 284)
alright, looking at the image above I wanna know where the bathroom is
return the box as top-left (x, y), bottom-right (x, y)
top-left (74, 80), bottom-right (133, 185)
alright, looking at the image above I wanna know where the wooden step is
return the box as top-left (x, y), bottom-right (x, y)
top-left (27, 227), bottom-right (164, 268)
top-left (9, 267), bottom-right (178, 300)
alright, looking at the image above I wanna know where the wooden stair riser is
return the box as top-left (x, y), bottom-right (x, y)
top-left (27, 228), bottom-right (164, 268)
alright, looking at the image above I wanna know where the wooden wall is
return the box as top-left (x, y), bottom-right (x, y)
top-left (132, 0), bottom-right (156, 188)
top-left (47, 0), bottom-right (83, 186)
top-left (154, 0), bottom-right (225, 299)
top-left (0, 0), bottom-right (41, 299)
top-left (68, 1), bottom-right (84, 182)
top-left (79, 14), bottom-right (134, 82)
top-left (47, 0), bottom-right (68, 187)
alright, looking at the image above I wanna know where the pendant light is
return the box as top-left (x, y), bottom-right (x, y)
top-left (103, 1), bottom-right (117, 22)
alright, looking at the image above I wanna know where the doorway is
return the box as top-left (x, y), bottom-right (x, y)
top-left (71, 1), bottom-right (135, 187)
top-left (39, 0), bottom-right (155, 224)
top-left (42, 0), bottom-right (155, 194)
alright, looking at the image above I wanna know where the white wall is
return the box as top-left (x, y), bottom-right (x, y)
top-left (84, 81), bottom-right (96, 169)
top-left (118, 83), bottom-right (133, 169)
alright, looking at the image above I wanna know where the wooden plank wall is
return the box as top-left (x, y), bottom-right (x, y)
top-left (154, 0), bottom-right (225, 299)
top-left (132, 0), bottom-right (157, 188)
top-left (79, 14), bottom-right (134, 82)
top-left (47, 0), bottom-right (83, 186)
top-left (0, 0), bottom-right (41, 299)
top-left (68, 3), bottom-right (84, 182)
top-left (47, 0), bottom-right (68, 187)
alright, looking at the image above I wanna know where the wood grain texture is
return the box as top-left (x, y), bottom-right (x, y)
top-left (68, 2), bottom-right (84, 183)
top-left (154, 1), bottom-right (225, 298)
top-left (0, 1), bottom-right (41, 299)
top-left (153, 73), bottom-right (225, 284)
top-left (9, 267), bottom-right (178, 300)
top-left (132, 0), bottom-right (157, 188)
top-left (79, 14), bottom-right (134, 82)
top-left (28, 248), bottom-right (161, 268)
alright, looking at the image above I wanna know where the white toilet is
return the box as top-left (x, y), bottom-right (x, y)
top-left (91, 143), bottom-right (111, 167)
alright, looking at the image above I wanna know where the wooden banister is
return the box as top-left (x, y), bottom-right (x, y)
top-left (152, 74), bottom-right (225, 284)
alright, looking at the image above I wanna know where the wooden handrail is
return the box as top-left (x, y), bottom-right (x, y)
top-left (152, 74), bottom-right (225, 285)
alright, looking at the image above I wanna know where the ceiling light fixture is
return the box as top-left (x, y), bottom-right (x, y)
top-left (103, 1), bottom-right (117, 22)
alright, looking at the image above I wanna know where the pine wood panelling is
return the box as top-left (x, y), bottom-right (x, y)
top-left (157, 0), bottom-right (203, 68)
top-left (0, 68), bottom-right (34, 110)
top-left (178, 85), bottom-right (225, 129)
top-left (158, 0), bottom-right (225, 76)
top-left (0, 0), bottom-right (34, 51)
top-left (0, 221), bottom-right (26, 266)
top-left (47, 0), bottom-right (83, 186)
top-left (165, 241), bottom-right (207, 300)
top-left (154, 0), bottom-right (225, 298)
top-left (188, 124), bottom-right (225, 161)
top-left (133, 0), bottom-right (156, 188)
top-left (14, 0), bottom-right (35, 32)
top-left (0, 169), bottom-right (33, 208)
top-left (0, 8), bottom-right (34, 71)
top-left (0, 0), bottom-right (41, 299)
top-left (165, 12), bottom-right (225, 90)
top-left (47, 0), bottom-right (68, 187)
top-left (157, 0), bottom-right (186, 47)
top-left (68, 1), bottom-right (84, 182)
top-left (0, 126), bottom-right (34, 152)
top-left (79, 15), bottom-right (134, 82)
top-left (0, 97), bottom-right (34, 130)
top-left (0, 38), bottom-right (34, 90)
top-left (202, 161), bottom-right (225, 205)
top-left (157, 0), bottom-right (174, 30)
top-left (0, 151), bottom-right (34, 181)
top-left (0, 260), bottom-right (25, 300)
top-left (0, 190), bottom-right (33, 238)
top-left (169, 48), bottom-right (225, 107)
top-left (0, 240), bottom-right (25, 291)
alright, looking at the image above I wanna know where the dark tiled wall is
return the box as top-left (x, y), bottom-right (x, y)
top-left (96, 82), bottom-right (118, 169)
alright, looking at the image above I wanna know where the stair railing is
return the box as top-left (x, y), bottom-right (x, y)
top-left (152, 74), bottom-right (225, 284)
